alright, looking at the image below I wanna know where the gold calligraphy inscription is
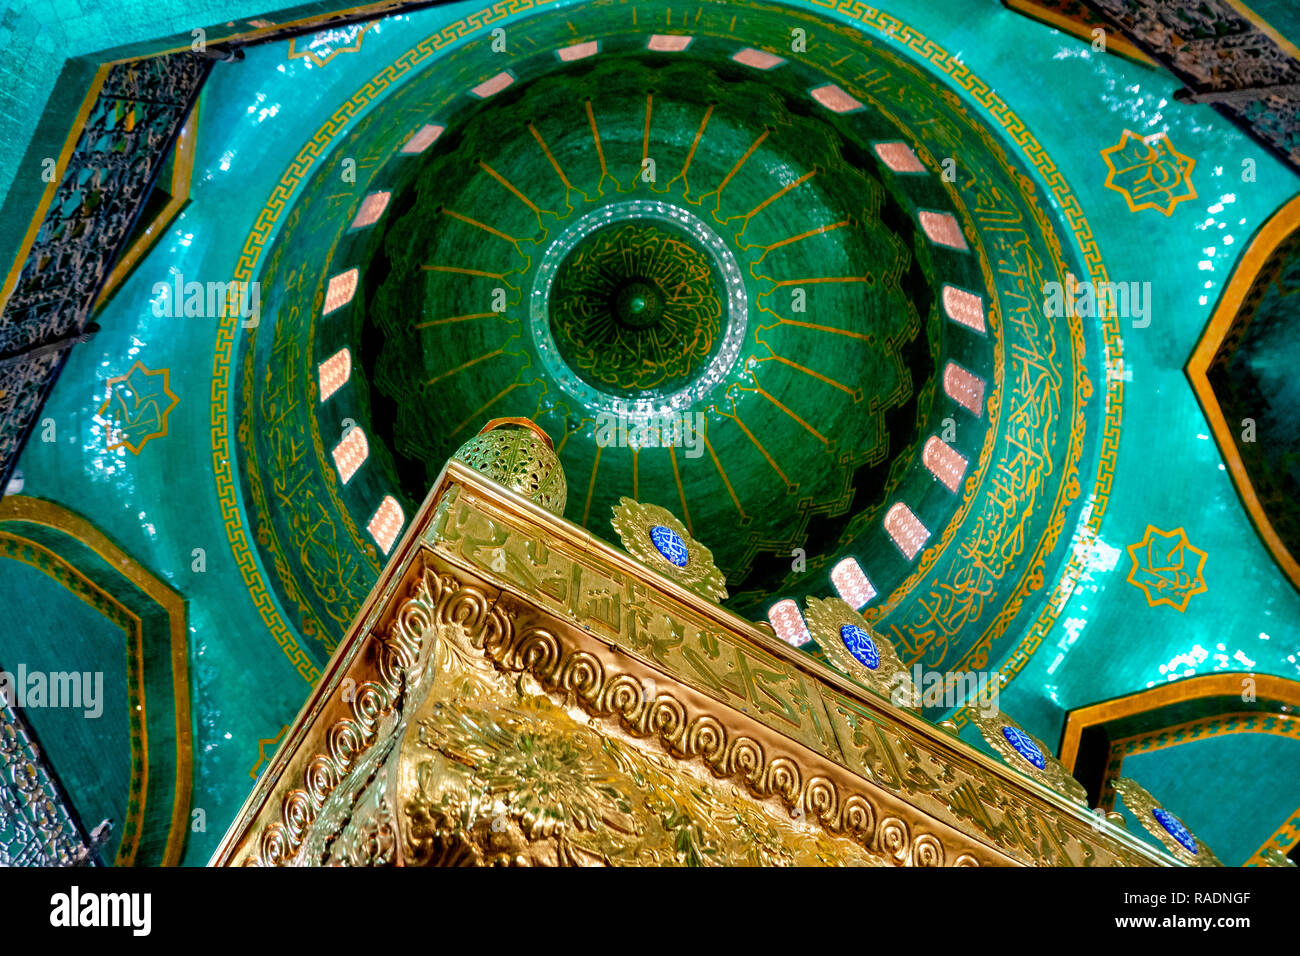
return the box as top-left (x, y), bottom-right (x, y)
top-left (878, 177), bottom-right (1076, 672)
top-left (429, 490), bottom-right (840, 757)
top-left (1126, 525), bottom-right (1208, 612)
top-left (798, 29), bottom-right (1087, 679)
top-left (239, 243), bottom-right (374, 649)
top-left (97, 361), bottom-right (178, 454)
top-left (426, 481), bottom-right (1158, 867)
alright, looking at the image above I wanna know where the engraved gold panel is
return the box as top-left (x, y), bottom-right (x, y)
top-left (211, 462), bottom-right (1174, 868)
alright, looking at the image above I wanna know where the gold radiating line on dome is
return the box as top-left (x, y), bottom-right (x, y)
top-left (420, 264), bottom-right (509, 281)
top-left (767, 314), bottom-right (872, 341)
top-left (713, 129), bottom-right (769, 199)
top-left (632, 447), bottom-right (639, 500)
top-left (586, 101), bottom-right (609, 182)
top-left (772, 275), bottom-right (870, 286)
top-left (702, 431), bottom-right (745, 520)
top-left (439, 208), bottom-right (522, 248)
top-left (451, 382), bottom-right (525, 437)
top-left (642, 94), bottom-right (653, 165)
top-left (478, 160), bottom-right (542, 217)
top-left (742, 169), bottom-right (814, 221)
top-left (668, 446), bottom-right (693, 535)
top-left (423, 347), bottom-right (504, 387)
top-left (756, 220), bottom-right (850, 261)
top-left (673, 104), bottom-right (714, 192)
top-left (583, 445), bottom-right (602, 526)
top-left (528, 123), bottom-right (575, 191)
top-left (765, 353), bottom-right (855, 395)
top-left (415, 312), bottom-right (497, 330)
top-left (749, 382), bottom-right (828, 447)
top-left (730, 414), bottom-right (791, 487)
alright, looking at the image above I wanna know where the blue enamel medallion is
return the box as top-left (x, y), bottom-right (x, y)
top-left (839, 623), bottom-right (880, 670)
top-left (1152, 808), bottom-right (1198, 854)
top-left (648, 525), bottom-right (689, 567)
top-left (1001, 726), bottom-right (1045, 770)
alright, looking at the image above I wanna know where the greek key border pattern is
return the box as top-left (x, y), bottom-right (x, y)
top-left (210, 0), bottom-right (563, 684)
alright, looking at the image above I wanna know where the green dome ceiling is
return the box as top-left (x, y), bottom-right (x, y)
top-left (358, 51), bottom-right (956, 599)
top-left (236, 0), bottom-right (1097, 686)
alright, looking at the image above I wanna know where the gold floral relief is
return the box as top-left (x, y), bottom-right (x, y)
top-left (403, 685), bottom-right (885, 867)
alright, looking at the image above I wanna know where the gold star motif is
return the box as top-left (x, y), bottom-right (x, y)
top-left (96, 361), bottom-right (179, 455)
top-left (1100, 129), bottom-right (1196, 215)
top-left (288, 23), bottom-right (373, 68)
top-left (249, 725), bottom-right (290, 780)
top-left (1126, 525), bottom-right (1207, 612)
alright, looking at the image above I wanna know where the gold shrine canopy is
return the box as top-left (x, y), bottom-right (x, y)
top-left (211, 419), bottom-right (1174, 867)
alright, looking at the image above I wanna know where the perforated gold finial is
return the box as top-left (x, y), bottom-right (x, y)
top-left (452, 419), bottom-right (567, 515)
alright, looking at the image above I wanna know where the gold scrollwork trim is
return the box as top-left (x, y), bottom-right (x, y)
top-left (473, 604), bottom-right (997, 865)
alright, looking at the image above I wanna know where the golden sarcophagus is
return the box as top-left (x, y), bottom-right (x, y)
top-left (211, 420), bottom-right (1170, 867)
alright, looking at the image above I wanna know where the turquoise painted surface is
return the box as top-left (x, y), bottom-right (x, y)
top-left (0, 560), bottom-right (129, 864)
top-left (8, 0), bottom-right (529, 866)
top-left (1, 0), bottom-right (1297, 864)
top-left (1118, 733), bottom-right (1300, 865)
top-left (877, 2), bottom-right (1300, 737)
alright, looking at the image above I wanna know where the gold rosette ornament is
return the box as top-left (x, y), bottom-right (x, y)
top-left (968, 709), bottom-right (1088, 807)
top-left (1112, 777), bottom-right (1221, 866)
top-left (609, 498), bottom-right (727, 602)
top-left (803, 597), bottom-right (915, 707)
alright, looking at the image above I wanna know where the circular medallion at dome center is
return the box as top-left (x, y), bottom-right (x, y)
top-left (548, 219), bottom-right (723, 394)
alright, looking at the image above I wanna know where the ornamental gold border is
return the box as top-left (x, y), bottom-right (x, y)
top-left (791, 0), bottom-right (1117, 712)
top-left (1001, 0), bottom-right (1157, 65)
top-left (1102, 711), bottom-right (1300, 814)
top-left (1245, 804), bottom-right (1300, 866)
top-left (1186, 193), bottom-right (1300, 595)
top-left (0, 532), bottom-right (146, 865)
top-left (222, 551), bottom-right (1003, 867)
top-left (0, 495), bottom-right (193, 867)
top-left (1059, 672), bottom-right (1300, 771)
